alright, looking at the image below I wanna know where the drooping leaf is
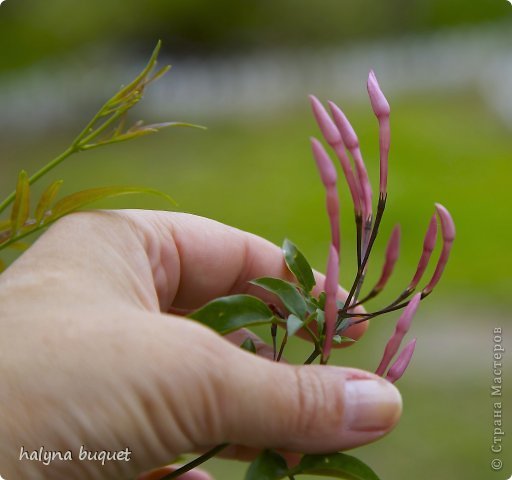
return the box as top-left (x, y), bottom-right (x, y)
top-left (47, 186), bottom-right (175, 222)
top-left (245, 450), bottom-right (289, 480)
top-left (189, 295), bottom-right (275, 335)
top-left (35, 180), bottom-right (64, 223)
top-left (287, 314), bottom-right (304, 337)
top-left (282, 239), bottom-right (316, 293)
top-left (10, 170), bottom-right (30, 235)
top-left (294, 453), bottom-right (380, 480)
top-left (250, 277), bottom-right (307, 318)
top-left (240, 338), bottom-right (257, 353)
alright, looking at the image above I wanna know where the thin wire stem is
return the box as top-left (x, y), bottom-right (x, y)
top-left (158, 444), bottom-right (229, 480)
top-left (336, 194), bottom-right (387, 329)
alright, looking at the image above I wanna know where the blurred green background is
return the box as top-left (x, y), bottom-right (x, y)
top-left (1, 1), bottom-right (511, 479)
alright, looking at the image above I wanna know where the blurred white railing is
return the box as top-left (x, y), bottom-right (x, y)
top-left (0, 21), bottom-right (511, 133)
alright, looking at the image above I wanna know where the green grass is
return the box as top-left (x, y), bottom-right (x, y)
top-left (1, 92), bottom-right (510, 479)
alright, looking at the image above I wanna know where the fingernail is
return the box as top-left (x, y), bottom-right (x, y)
top-left (344, 378), bottom-right (402, 432)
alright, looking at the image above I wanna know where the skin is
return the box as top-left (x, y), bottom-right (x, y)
top-left (0, 211), bottom-right (402, 480)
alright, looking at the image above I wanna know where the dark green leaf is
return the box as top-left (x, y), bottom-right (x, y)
top-left (245, 450), bottom-right (289, 480)
top-left (35, 180), bottom-right (64, 223)
top-left (287, 314), bottom-right (304, 337)
top-left (47, 186), bottom-right (175, 221)
top-left (250, 277), bottom-right (307, 318)
top-left (282, 239), bottom-right (316, 293)
top-left (317, 292), bottom-right (327, 309)
top-left (294, 453), bottom-right (380, 479)
top-left (10, 170), bottom-right (30, 235)
top-left (189, 295), bottom-right (274, 334)
top-left (240, 338), bottom-right (257, 353)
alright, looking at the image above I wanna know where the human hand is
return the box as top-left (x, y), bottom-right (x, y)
top-left (0, 211), bottom-right (402, 480)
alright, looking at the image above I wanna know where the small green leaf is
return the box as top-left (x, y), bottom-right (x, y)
top-left (47, 186), bottom-right (175, 222)
top-left (317, 292), bottom-right (327, 309)
top-left (245, 450), bottom-right (289, 480)
top-left (287, 314), bottom-right (304, 337)
top-left (250, 277), bottom-right (307, 318)
top-left (336, 318), bottom-right (352, 334)
top-left (315, 309), bottom-right (325, 335)
top-left (282, 239), bottom-right (316, 293)
top-left (35, 180), bottom-right (64, 223)
top-left (189, 295), bottom-right (274, 334)
top-left (333, 335), bottom-right (355, 344)
top-left (294, 453), bottom-right (380, 479)
top-left (10, 170), bottom-right (30, 235)
top-left (240, 338), bottom-right (257, 353)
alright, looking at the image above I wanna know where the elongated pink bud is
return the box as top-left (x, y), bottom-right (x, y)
top-left (386, 338), bottom-right (417, 383)
top-left (329, 101), bottom-right (373, 221)
top-left (367, 70), bottom-right (390, 118)
top-left (311, 138), bottom-right (340, 252)
top-left (311, 138), bottom-right (337, 187)
top-left (309, 97), bottom-right (362, 215)
top-left (309, 95), bottom-right (342, 146)
top-left (367, 71), bottom-right (390, 195)
top-left (375, 293), bottom-right (420, 376)
top-left (323, 245), bottom-right (339, 361)
top-left (409, 214), bottom-right (438, 290)
top-left (423, 204), bottom-right (455, 294)
top-left (326, 188), bottom-right (340, 253)
top-left (374, 225), bottom-right (401, 291)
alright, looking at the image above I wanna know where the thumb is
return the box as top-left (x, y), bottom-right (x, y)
top-left (204, 340), bottom-right (402, 453)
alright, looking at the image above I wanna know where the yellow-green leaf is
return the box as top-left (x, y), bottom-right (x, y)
top-left (35, 180), bottom-right (64, 223)
top-left (48, 186), bottom-right (175, 221)
top-left (10, 170), bottom-right (30, 235)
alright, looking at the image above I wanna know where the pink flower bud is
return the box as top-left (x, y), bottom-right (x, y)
top-left (309, 95), bottom-right (342, 146)
top-left (311, 138), bottom-right (337, 187)
top-left (329, 101), bottom-right (373, 220)
top-left (323, 245), bottom-right (340, 361)
top-left (423, 204), bottom-right (455, 294)
top-left (386, 338), bottom-right (417, 383)
top-left (326, 188), bottom-right (340, 254)
top-left (409, 214), bottom-right (437, 290)
top-left (375, 293), bottom-right (420, 376)
top-left (367, 71), bottom-right (390, 196)
top-left (367, 70), bottom-right (390, 119)
top-left (374, 225), bottom-right (401, 291)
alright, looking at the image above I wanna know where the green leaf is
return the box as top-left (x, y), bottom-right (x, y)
top-left (47, 186), bottom-right (175, 222)
top-left (317, 292), bottom-right (327, 309)
top-left (189, 295), bottom-right (275, 335)
top-left (240, 338), bottom-right (257, 353)
top-left (315, 309), bottom-right (325, 335)
top-left (10, 170), bottom-right (30, 235)
top-left (333, 335), bottom-right (355, 345)
top-left (294, 453), bottom-right (380, 479)
top-left (282, 239), bottom-right (316, 293)
top-left (245, 450), bottom-right (289, 480)
top-left (35, 180), bottom-right (64, 223)
top-left (287, 314), bottom-right (304, 337)
top-left (336, 318), bottom-right (352, 334)
top-left (250, 277), bottom-right (307, 318)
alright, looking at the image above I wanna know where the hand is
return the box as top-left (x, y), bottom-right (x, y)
top-left (0, 211), bottom-right (402, 480)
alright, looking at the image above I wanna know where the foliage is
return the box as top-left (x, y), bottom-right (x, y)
top-left (0, 41), bottom-right (203, 270)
